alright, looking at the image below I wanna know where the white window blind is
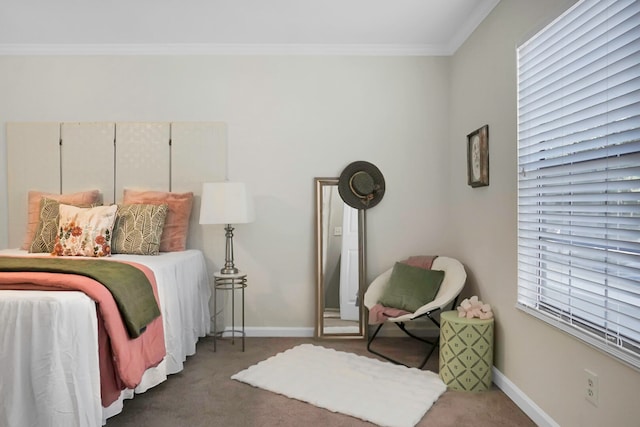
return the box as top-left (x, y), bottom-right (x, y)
top-left (517, 0), bottom-right (640, 370)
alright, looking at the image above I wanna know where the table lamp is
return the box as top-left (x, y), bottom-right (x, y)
top-left (199, 182), bottom-right (255, 274)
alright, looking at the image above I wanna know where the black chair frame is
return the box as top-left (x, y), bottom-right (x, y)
top-left (366, 297), bottom-right (459, 369)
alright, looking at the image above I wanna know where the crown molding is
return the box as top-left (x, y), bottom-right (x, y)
top-left (0, 42), bottom-right (453, 56)
top-left (447, 0), bottom-right (500, 53)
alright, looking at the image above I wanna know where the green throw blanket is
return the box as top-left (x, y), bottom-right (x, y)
top-left (0, 257), bottom-right (160, 338)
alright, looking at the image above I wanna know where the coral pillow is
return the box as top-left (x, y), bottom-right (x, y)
top-left (123, 189), bottom-right (193, 252)
top-left (22, 189), bottom-right (101, 250)
top-left (52, 204), bottom-right (118, 257)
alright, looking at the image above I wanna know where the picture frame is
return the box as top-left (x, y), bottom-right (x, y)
top-left (467, 125), bottom-right (489, 187)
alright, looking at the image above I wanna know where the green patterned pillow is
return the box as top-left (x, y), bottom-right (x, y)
top-left (111, 204), bottom-right (169, 255)
top-left (378, 262), bottom-right (445, 312)
top-left (29, 198), bottom-right (95, 253)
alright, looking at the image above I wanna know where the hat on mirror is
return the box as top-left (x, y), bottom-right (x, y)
top-left (338, 161), bottom-right (386, 210)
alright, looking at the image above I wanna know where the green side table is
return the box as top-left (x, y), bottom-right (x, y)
top-left (439, 310), bottom-right (494, 392)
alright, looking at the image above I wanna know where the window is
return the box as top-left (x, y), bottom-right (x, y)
top-left (517, 0), bottom-right (640, 369)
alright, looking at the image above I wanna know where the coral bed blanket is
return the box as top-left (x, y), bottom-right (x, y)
top-left (0, 258), bottom-right (166, 406)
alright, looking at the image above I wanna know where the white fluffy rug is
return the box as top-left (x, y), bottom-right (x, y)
top-left (231, 344), bottom-right (446, 427)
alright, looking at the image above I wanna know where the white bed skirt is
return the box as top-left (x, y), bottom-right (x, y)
top-left (0, 249), bottom-right (211, 427)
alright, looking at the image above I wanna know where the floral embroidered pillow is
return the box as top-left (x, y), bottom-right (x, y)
top-left (52, 204), bottom-right (118, 257)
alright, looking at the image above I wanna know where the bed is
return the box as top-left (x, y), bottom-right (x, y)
top-left (0, 121), bottom-right (228, 426)
top-left (0, 249), bottom-right (210, 426)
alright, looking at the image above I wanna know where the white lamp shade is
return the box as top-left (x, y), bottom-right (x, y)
top-left (199, 182), bottom-right (256, 225)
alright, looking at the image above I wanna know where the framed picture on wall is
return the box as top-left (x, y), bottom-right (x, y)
top-left (467, 125), bottom-right (489, 187)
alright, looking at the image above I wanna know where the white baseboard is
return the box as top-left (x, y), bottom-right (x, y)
top-left (492, 367), bottom-right (559, 427)
top-left (221, 325), bottom-right (438, 338)
top-left (245, 326), bottom-right (315, 337)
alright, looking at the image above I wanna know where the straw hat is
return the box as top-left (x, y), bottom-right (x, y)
top-left (338, 161), bottom-right (386, 210)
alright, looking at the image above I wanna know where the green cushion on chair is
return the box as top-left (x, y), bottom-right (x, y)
top-left (378, 262), bottom-right (445, 313)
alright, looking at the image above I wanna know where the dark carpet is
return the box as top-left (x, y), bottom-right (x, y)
top-left (106, 336), bottom-right (535, 427)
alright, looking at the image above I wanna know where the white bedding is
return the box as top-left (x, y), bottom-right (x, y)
top-left (0, 249), bottom-right (211, 427)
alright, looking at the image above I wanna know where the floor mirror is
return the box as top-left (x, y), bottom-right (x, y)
top-left (314, 177), bottom-right (366, 339)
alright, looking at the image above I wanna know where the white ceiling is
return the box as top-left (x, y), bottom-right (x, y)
top-left (0, 0), bottom-right (500, 55)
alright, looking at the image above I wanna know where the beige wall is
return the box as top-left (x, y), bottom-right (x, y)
top-left (447, 0), bottom-right (640, 426)
top-left (0, 54), bottom-right (451, 328)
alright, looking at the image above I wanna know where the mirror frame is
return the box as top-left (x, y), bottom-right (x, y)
top-left (314, 177), bottom-right (367, 339)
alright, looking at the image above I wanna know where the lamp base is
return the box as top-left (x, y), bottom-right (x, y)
top-left (220, 266), bottom-right (239, 275)
top-left (220, 224), bottom-right (239, 275)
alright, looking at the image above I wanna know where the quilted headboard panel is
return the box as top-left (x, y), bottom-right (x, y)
top-left (6, 121), bottom-right (227, 255)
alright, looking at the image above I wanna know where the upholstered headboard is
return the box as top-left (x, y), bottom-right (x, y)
top-left (6, 122), bottom-right (227, 267)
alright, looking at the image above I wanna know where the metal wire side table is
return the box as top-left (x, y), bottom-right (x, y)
top-left (213, 271), bottom-right (247, 352)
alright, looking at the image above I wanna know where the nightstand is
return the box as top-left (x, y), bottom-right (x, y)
top-left (439, 310), bottom-right (494, 391)
top-left (213, 271), bottom-right (247, 352)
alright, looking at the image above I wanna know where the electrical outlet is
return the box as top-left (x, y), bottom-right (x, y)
top-left (585, 369), bottom-right (598, 406)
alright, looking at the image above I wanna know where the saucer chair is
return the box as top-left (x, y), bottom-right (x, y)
top-left (364, 256), bottom-right (466, 369)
